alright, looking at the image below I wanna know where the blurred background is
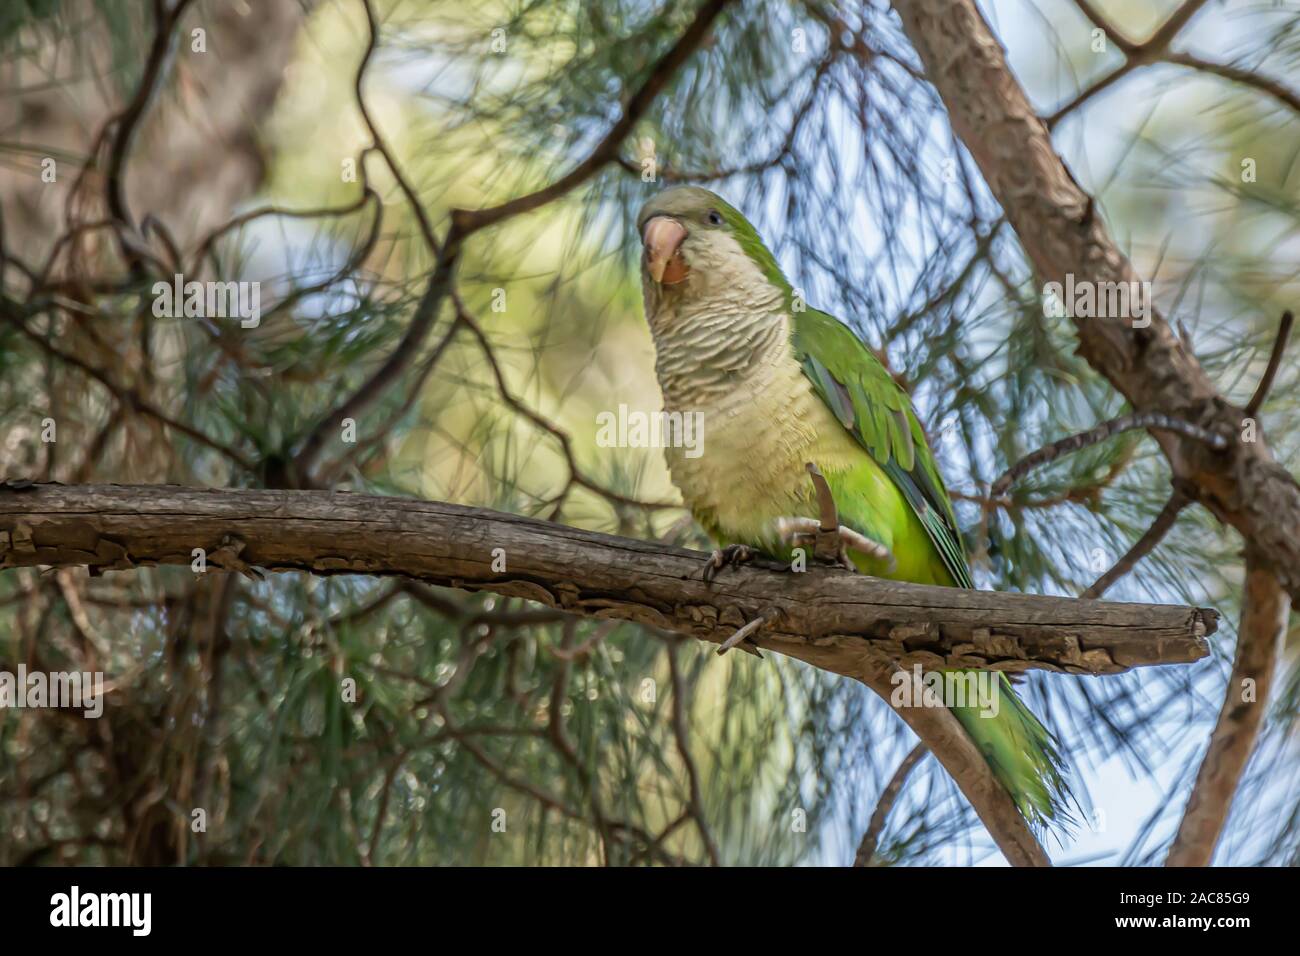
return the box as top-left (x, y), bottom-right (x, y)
top-left (0, 0), bottom-right (1297, 865)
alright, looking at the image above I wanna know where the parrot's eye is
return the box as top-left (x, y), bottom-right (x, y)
top-left (706, 210), bottom-right (724, 226)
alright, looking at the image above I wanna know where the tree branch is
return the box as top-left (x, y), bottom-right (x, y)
top-left (449, 0), bottom-right (732, 236)
top-left (103, 0), bottom-right (198, 274)
top-left (0, 483), bottom-right (1214, 677)
top-left (1166, 552), bottom-right (1289, 866)
top-left (989, 412), bottom-right (1228, 499)
top-left (0, 298), bottom-right (258, 475)
top-left (1056, 1), bottom-right (1300, 126)
top-left (292, 0), bottom-right (732, 480)
top-left (1081, 490), bottom-right (1189, 599)
top-left (854, 743), bottom-right (926, 866)
top-left (1163, 52), bottom-right (1300, 120)
top-left (893, 0), bottom-right (1299, 866)
top-left (892, 0), bottom-right (1300, 610)
top-left (0, 480), bottom-right (1221, 867)
top-left (1046, 0), bottom-right (1264, 129)
top-left (1245, 310), bottom-right (1293, 417)
top-left (856, 658), bottom-right (1048, 866)
top-left (666, 642), bottom-right (721, 866)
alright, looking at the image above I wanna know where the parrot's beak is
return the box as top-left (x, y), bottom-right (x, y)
top-left (642, 216), bottom-right (689, 285)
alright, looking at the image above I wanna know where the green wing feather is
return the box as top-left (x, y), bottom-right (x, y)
top-left (791, 307), bottom-right (1074, 830)
top-left (703, 210), bottom-right (1074, 831)
top-left (714, 199), bottom-right (970, 587)
top-left (710, 211), bottom-right (1073, 831)
top-left (791, 308), bottom-right (974, 590)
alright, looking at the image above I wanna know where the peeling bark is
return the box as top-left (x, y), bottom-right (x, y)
top-left (0, 483), bottom-right (1215, 679)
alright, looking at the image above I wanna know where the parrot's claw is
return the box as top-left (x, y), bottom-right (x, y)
top-left (702, 543), bottom-right (755, 583)
top-left (831, 525), bottom-right (895, 571)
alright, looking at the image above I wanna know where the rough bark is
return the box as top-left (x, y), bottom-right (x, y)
top-left (3, 480), bottom-right (1216, 867)
top-left (891, 0), bottom-right (1297, 867)
top-left (894, 0), bottom-right (1300, 607)
top-left (1166, 555), bottom-right (1289, 866)
top-left (0, 482), bottom-right (1215, 679)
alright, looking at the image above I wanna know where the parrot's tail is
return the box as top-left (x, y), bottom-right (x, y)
top-left (948, 671), bottom-right (1075, 832)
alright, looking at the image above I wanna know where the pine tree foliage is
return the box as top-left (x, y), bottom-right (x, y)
top-left (0, 0), bottom-right (1297, 865)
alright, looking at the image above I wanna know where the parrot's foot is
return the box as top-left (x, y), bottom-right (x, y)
top-left (702, 544), bottom-right (754, 583)
top-left (701, 543), bottom-right (808, 582)
top-left (701, 544), bottom-right (787, 581)
top-left (774, 517), bottom-right (896, 572)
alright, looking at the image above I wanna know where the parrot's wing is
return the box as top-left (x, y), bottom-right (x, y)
top-left (792, 308), bottom-right (973, 589)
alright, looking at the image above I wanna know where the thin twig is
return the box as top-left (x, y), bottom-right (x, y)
top-left (854, 743), bottom-right (926, 866)
top-left (103, 0), bottom-right (198, 274)
top-left (450, 0), bottom-right (732, 237)
top-left (365, 749), bottom-right (408, 866)
top-left (1164, 53), bottom-right (1300, 119)
top-left (316, 313), bottom-right (465, 484)
top-left (456, 310), bottom-right (677, 512)
top-left (715, 610), bottom-right (772, 657)
top-left (188, 190), bottom-right (377, 278)
top-left (1048, 0), bottom-right (1213, 127)
top-left (666, 643), bottom-right (721, 866)
top-left (1080, 490), bottom-right (1189, 599)
top-left (0, 299), bottom-right (257, 474)
top-left (293, 0), bottom-right (732, 481)
top-left (990, 412), bottom-right (1227, 499)
top-left (1245, 310), bottom-right (1293, 416)
top-left (1052, 1), bottom-right (1299, 128)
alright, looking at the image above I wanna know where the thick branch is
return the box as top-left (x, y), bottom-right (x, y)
top-left (0, 481), bottom-right (1219, 867)
top-left (893, 0), bottom-right (1300, 609)
top-left (0, 483), bottom-right (1214, 676)
top-left (1166, 553), bottom-right (1289, 866)
top-left (857, 658), bottom-right (1048, 866)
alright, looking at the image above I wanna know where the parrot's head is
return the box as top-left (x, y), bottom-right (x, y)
top-left (636, 186), bottom-right (789, 321)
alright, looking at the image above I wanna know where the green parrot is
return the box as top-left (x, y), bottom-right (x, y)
top-left (636, 185), bottom-right (1072, 830)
